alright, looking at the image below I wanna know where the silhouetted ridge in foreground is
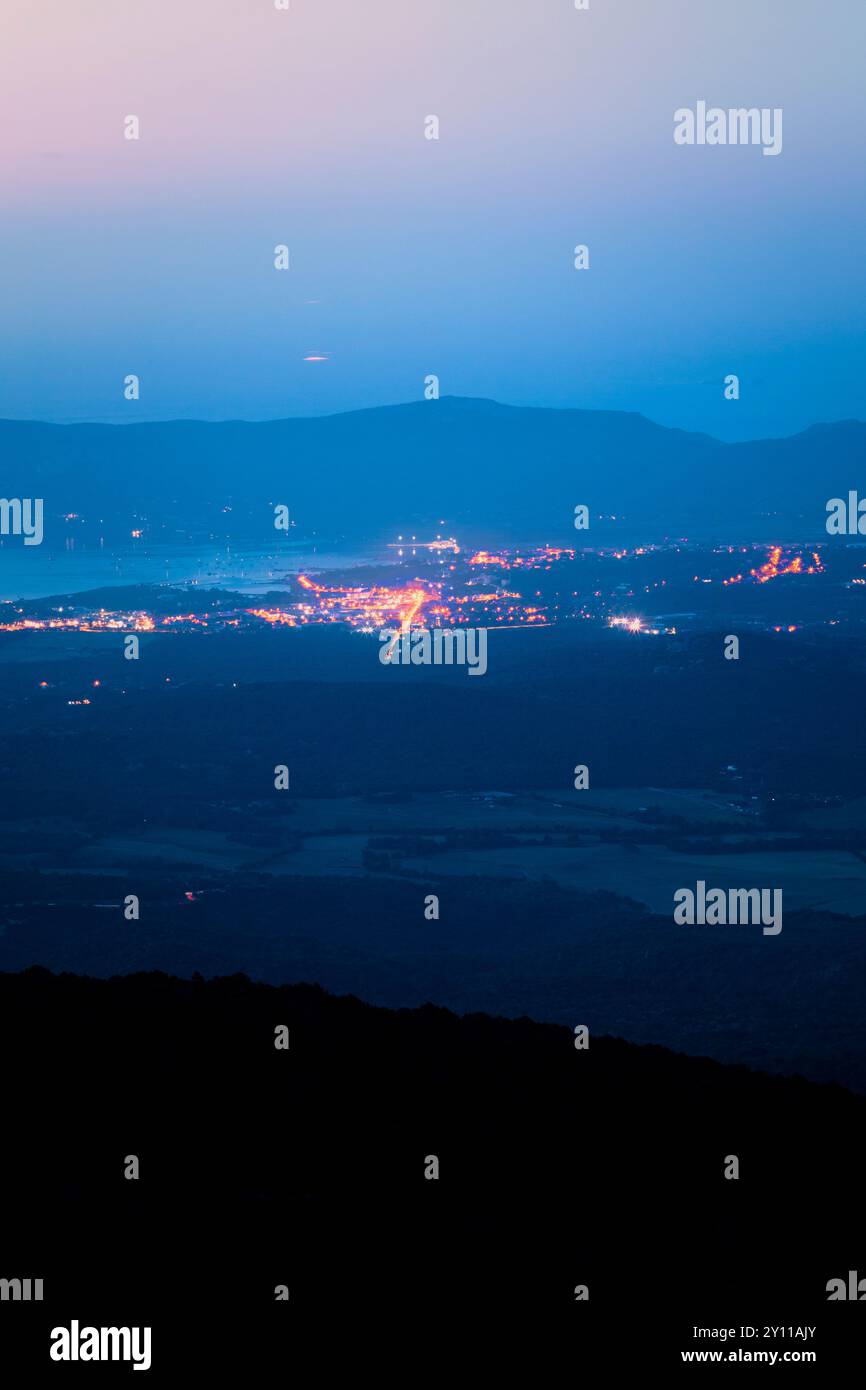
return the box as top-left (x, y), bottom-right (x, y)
top-left (1, 965), bottom-right (864, 1367)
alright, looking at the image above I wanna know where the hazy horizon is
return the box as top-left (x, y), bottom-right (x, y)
top-left (3, 392), bottom-right (865, 442)
top-left (2, 0), bottom-right (864, 442)
top-left (2, 1), bottom-right (864, 1363)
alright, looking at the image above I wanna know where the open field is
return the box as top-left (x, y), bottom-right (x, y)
top-left (7, 787), bottom-right (866, 915)
top-left (400, 842), bottom-right (866, 916)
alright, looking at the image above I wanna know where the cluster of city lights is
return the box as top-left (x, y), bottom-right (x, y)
top-left (721, 546), bottom-right (823, 586)
top-left (0, 540), bottom-right (830, 642)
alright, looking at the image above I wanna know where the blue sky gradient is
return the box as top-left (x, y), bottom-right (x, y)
top-left (0, 0), bottom-right (863, 439)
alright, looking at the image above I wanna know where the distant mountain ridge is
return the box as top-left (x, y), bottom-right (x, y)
top-left (1, 396), bottom-right (863, 542)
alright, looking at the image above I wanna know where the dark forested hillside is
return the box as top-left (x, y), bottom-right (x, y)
top-left (0, 966), bottom-right (863, 1372)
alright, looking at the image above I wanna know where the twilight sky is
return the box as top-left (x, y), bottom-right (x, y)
top-left (1, 0), bottom-right (863, 439)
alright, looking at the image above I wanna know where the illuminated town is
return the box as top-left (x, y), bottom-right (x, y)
top-left (0, 540), bottom-right (856, 639)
